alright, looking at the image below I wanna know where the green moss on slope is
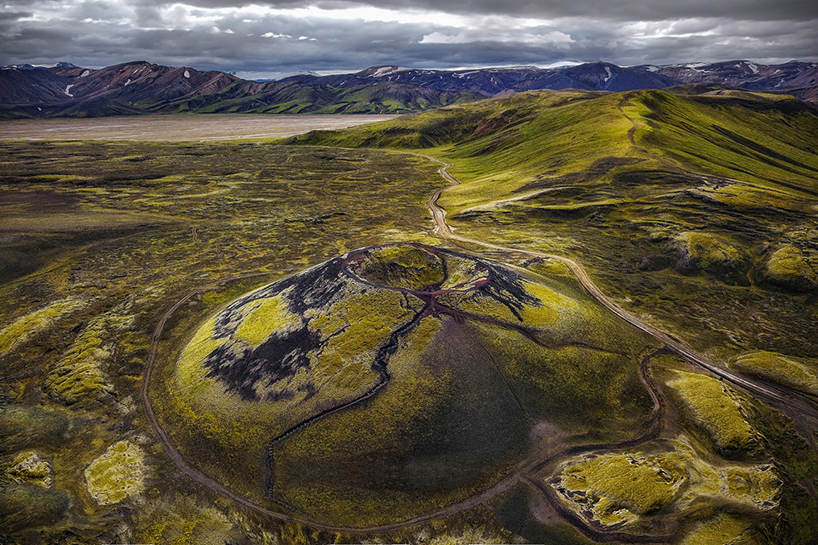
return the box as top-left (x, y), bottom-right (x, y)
top-left (84, 440), bottom-right (148, 505)
top-left (759, 244), bottom-right (818, 292)
top-left (730, 351), bottom-right (818, 396)
top-left (552, 438), bottom-right (781, 529)
top-left (665, 370), bottom-right (762, 457)
top-left (0, 298), bottom-right (85, 355)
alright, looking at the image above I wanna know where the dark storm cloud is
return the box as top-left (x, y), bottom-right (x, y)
top-left (0, 0), bottom-right (815, 74)
top-left (121, 0), bottom-right (815, 22)
top-left (0, 11), bottom-right (32, 21)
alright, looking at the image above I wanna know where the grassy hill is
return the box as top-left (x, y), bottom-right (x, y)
top-left (288, 90), bottom-right (818, 349)
top-left (289, 87), bottom-right (817, 202)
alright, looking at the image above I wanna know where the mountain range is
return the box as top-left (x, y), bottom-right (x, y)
top-left (1, 59), bottom-right (816, 119)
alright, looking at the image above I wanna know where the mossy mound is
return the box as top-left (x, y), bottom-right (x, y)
top-left (551, 438), bottom-right (781, 531)
top-left (156, 243), bottom-right (656, 527)
top-left (730, 351), bottom-right (818, 396)
top-left (1, 451), bottom-right (53, 488)
top-left (673, 232), bottom-right (750, 285)
top-left (84, 440), bottom-right (148, 505)
top-left (665, 370), bottom-right (762, 458)
top-left (757, 244), bottom-right (818, 292)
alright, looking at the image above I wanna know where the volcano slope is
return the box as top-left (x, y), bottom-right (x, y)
top-left (152, 243), bottom-right (656, 527)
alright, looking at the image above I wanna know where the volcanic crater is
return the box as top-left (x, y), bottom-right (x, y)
top-left (156, 243), bottom-right (655, 526)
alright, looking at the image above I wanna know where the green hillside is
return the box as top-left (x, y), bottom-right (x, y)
top-left (289, 88), bottom-right (817, 207)
top-left (289, 89), bottom-right (818, 351)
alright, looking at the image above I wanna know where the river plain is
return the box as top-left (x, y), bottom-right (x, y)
top-left (0, 114), bottom-right (401, 141)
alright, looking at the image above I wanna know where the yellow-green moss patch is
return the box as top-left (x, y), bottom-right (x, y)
top-left (1, 451), bottom-right (53, 488)
top-left (234, 293), bottom-right (300, 349)
top-left (46, 314), bottom-right (131, 404)
top-left (674, 232), bottom-right (749, 281)
top-left (730, 351), bottom-right (818, 396)
top-left (304, 287), bottom-right (416, 393)
top-left (0, 298), bottom-right (84, 355)
top-left (760, 244), bottom-right (818, 292)
top-left (134, 494), bottom-right (235, 545)
top-left (665, 370), bottom-right (761, 456)
top-left (679, 514), bottom-right (758, 545)
top-left (84, 441), bottom-right (147, 505)
top-left (556, 451), bottom-right (687, 525)
top-left (552, 438), bottom-right (781, 529)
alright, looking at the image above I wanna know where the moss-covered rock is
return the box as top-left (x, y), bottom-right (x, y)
top-left (84, 440), bottom-right (148, 505)
top-left (757, 244), bottom-right (818, 292)
top-left (1, 451), bottom-right (53, 488)
top-left (665, 371), bottom-right (762, 458)
top-left (46, 313), bottom-right (131, 405)
top-left (730, 351), bottom-right (818, 396)
top-left (551, 438), bottom-right (781, 530)
top-left (0, 297), bottom-right (85, 355)
top-left (556, 451), bottom-right (687, 525)
top-left (673, 232), bottom-right (750, 285)
top-left (679, 514), bottom-right (760, 545)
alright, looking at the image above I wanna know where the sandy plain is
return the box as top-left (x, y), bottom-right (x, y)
top-left (0, 114), bottom-right (401, 141)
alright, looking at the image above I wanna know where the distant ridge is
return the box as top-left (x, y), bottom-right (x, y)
top-left (0, 61), bottom-right (485, 119)
top-left (1, 59), bottom-right (815, 118)
top-left (285, 60), bottom-right (818, 97)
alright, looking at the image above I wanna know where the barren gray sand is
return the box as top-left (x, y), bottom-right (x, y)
top-left (0, 114), bottom-right (401, 141)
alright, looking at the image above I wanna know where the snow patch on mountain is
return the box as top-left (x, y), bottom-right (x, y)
top-left (64, 84), bottom-right (74, 97)
top-left (371, 66), bottom-right (410, 77)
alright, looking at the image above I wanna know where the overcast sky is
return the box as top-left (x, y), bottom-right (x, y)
top-left (1, 0), bottom-right (816, 77)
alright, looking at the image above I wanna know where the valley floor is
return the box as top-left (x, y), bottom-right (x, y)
top-left (0, 114), bottom-right (400, 142)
